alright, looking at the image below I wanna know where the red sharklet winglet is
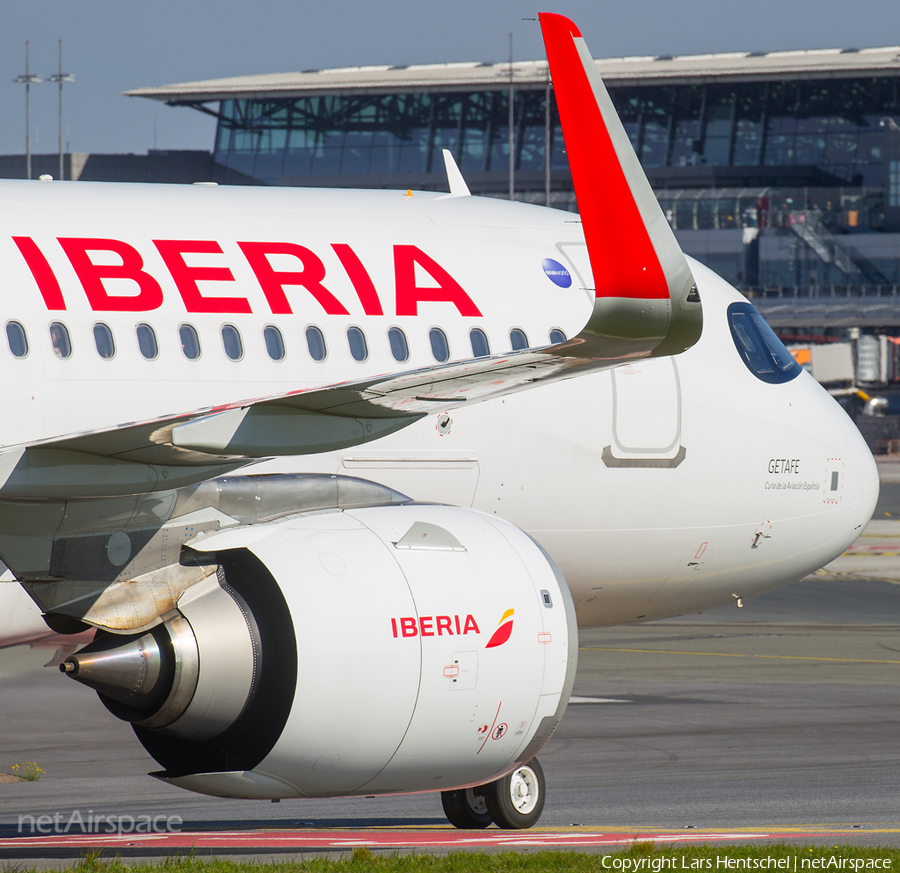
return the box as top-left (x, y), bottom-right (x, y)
top-left (539, 13), bottom-right (701, 357)
top-left (540, 13), bottom-right (666, 301)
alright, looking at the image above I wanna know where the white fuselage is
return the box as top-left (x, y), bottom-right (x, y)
top-left (256, 259), bottom-right (879, 625)
top-left (0, 181), bottom-right (590, 446)
top-left (0, 179), bottom-right (879, 635)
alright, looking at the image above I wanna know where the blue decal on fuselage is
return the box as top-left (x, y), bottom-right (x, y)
top-left (542, 258), bottom-right (572, 288)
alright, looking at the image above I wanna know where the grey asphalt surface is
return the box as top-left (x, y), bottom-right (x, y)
top-left (563, 582), bottom-right (900, 830)
top-left (0, 517), bottom-right (898, 856)
top-left (874, 480), bottom-right (900, 518)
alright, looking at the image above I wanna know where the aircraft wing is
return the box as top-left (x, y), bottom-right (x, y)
top-left (0, 13), bottom-right (701, 500)
top-left (0, 319), bottom-right (689, 499)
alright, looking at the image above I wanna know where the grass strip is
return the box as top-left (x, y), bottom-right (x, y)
top-left (11, 843), bottom-right (897, 873)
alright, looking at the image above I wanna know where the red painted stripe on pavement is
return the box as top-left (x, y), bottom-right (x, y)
top-left (0, 830), bottom-right (847, 850)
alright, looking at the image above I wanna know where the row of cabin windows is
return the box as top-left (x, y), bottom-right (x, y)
top-left (5, 320), bottom-right (569, 365)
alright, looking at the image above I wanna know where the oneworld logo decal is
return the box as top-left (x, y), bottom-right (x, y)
top-left (485, 608), bottom-right (514, 649)
top-left (542, 258), bottom-right (572, 288)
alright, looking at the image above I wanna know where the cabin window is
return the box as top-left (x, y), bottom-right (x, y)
top-left (727, 301), bottom-right (800, 384)
top-left (388, 327), bottom-right (409, 363)
top-left (222, 324), bottom-right (244, 361)
top-left (306, 325), bottom-right (327, 361)
top-left (430, 328), bottom-right (450, 363)
top-left (136, 324), bottom-right (158, 360)
top-left (510, 328), bottom-right (529, 351)
top-left (264, 325), bottom-right (285, 361)
top-left (469, 328), bottom-right (490, 358)
top-left (93, 323), bottom-right (116, 359)
top-left (6, 321), bottom-right (28, 358)
top-left (179, 324), bottom-right (201, 360)
top-left (49, 322), bottom-right (72, 359)
top-left (347, 326), bottom-right (368, 362)
top-left (549, 328), bottom-right (567, 344)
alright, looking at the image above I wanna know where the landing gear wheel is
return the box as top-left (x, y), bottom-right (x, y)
top-left (483, 758), bottom-right (545, 829)
top-left (441, 787), bottom-right (492, 829)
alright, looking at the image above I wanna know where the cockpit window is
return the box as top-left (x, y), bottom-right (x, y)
top-left (727, 301), bottom-right (800, 384)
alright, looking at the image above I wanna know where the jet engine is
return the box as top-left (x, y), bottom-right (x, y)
top-left (61, 503), bottom-right (577, 809)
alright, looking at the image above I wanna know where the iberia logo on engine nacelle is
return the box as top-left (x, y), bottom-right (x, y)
top-left (485, 608), bottom-right (514, 649)
top-left (389, 608), bottom-right (514, 645)
top-left (391, 614), bottom-right (480, 638)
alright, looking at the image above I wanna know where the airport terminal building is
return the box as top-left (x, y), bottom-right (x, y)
top-left (124, 46), bottom-right (900, 299)
top-left (7, 44), bottom-right (900, 304)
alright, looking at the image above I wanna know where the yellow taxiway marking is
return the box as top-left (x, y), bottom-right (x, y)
top-left (842, 551), bottom-right (900, 556)
top-left (581, 647), bottom-right (900, 665)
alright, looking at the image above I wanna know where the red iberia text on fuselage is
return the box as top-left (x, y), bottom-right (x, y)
top-left (391, 615), bottom-right (481, 638)
top-left (12, 237), bottom-right (483, 318)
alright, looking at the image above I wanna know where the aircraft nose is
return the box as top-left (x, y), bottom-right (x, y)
top-left (855, 425), bottom-right (880, 530)
top-left (838, 400), bottom-right (880, 535)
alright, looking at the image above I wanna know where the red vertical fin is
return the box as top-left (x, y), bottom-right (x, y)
top-left (539, 13), bottom-right (701, 357)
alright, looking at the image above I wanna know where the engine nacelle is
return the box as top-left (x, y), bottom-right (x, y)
top-left (62, 503), bottom-right (577, 799)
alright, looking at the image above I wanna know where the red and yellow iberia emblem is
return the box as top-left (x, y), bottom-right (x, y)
top-left (485, 608), bottom-right (514, 649)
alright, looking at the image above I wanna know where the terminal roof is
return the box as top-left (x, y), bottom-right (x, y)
top-left (126, 46), bottom-right (900, 104)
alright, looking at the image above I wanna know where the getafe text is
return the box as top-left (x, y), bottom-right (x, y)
top-left (768, 458), bottom-right (800, 474)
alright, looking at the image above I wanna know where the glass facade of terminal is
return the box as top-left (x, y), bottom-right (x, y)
top-left (205, 75), bottom-right (900, 293)
top-left (617, 78), bottom-right (894, 186)
top-left (213, 78), bottom-right (900, 189)
top-left (214, 90), bottom-right (565, 183)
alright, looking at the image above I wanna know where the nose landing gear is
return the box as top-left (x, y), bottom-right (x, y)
top-left (440, 787), bottom-right (491, 829)
top-left (440, 757), bottom-right (546, 830)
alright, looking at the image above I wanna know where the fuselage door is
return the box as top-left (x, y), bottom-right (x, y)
top-left (603, 358), bottom-right (685, 467)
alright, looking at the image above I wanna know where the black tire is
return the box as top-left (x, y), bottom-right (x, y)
top-left (440, 787), bottom-right (492, 829)
top-left (483, 758), bottom-right (546, 829)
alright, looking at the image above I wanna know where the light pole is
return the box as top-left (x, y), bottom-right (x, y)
top-left (49, 41), bottom-right (74, 181)
top-left (508, 32), bottom-right (515, 201)
top-left (14, 41), bottom-right (41, 180)
top-left (544, 70), bottom-right (551, 207)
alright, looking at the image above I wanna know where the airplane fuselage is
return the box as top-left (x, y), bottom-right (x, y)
top-left (0, 9), bottom-right (881, 821)
top-left (0, 180), bottom-right (879, 629)
top-left (256, 260), bottom-right (879, 625)
top-left (1, 181), bottom-right (590, 446)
